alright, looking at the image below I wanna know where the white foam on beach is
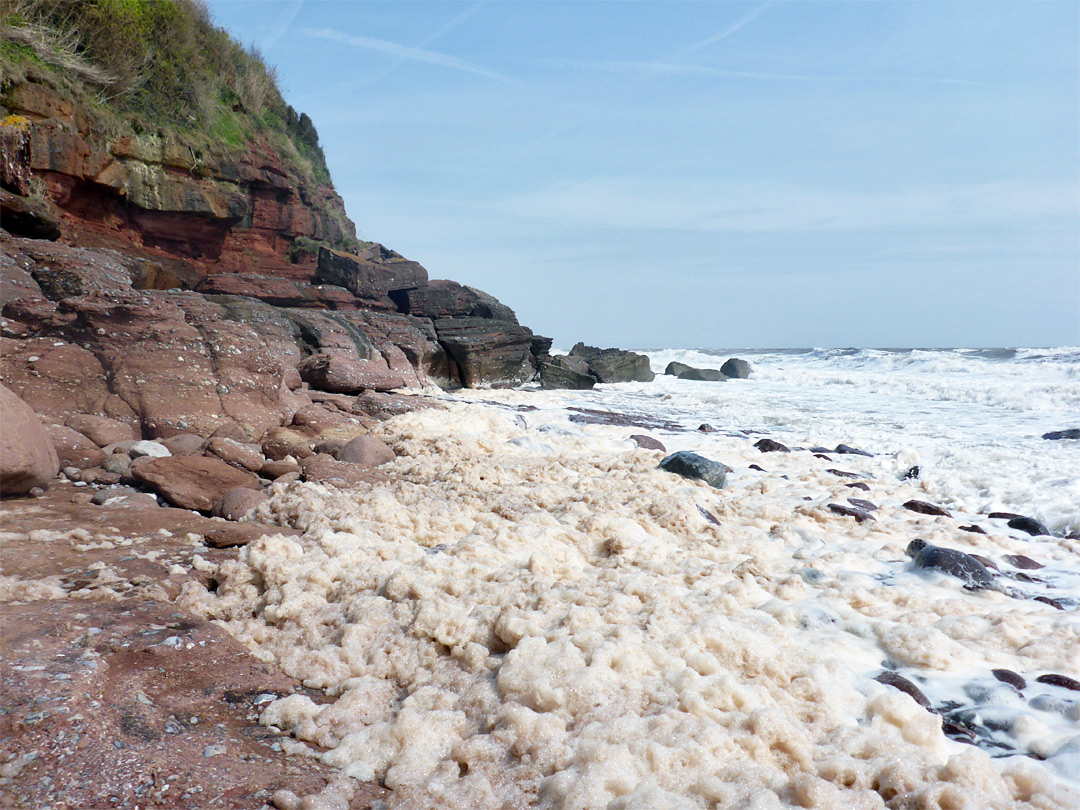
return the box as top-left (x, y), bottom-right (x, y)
top-left (182, 383), bottom-right (1080, 809)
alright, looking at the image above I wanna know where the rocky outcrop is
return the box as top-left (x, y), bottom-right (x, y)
top-left (2, 82), bottom-right (351, 279)
top-left (540, 361), bottom-right (596, 390)
top-left (0, 383), bottom-right (59, 494)
top-left (568, 343), bottom-right (655, 383)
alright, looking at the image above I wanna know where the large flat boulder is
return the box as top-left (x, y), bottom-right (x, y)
top-left (131, 455), bottom-right (261, 512)
top-left (568, 342), bottom-right (655, 383)
top-left (0, 384), bottom-right (59, 494)
top-left (434, 317), bottom-right (535, 388)
top-left (313, 244), bottom-right (428, 299)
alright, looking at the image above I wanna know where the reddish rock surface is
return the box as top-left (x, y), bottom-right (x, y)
top-left (44, 422), bottom-right (107, 469)
top-left (0, 486), bottom-right (384, 810)
top-left (131, 455), bottom-right (262, 513)
top-left (0, 383), bottom-right (59, 494)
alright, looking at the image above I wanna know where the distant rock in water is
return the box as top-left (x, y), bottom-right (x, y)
top-left (754, 438), bottom-right (790, 453)
top-left (1007, 516), bottom-right (1051, 537)
top-left (903, 500), bottom-right (952, 517)
top-left (827, 503), bottom-right (876, 523)
top-left (906, 539), bottom-right (996, 589)
top-left (568, 343), bottom-right (655, 383)
top-left (678, 367), bottom-right (726, 381)
top-left (658, 451), bottom-right (727, 488)
top-left (835, 444), bottom-right (872, 457)
top-left (664, 362), bottom-right (692, 376)
top-left (1042, 428), bottom-right (1080, 440)
top-left (720, 357), bottom-right (751, 378)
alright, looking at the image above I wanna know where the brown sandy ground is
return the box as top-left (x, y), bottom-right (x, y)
top-left (0, 483), bottom-right (387, 810)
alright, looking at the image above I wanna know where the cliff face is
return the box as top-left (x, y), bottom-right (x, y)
top-left (3, 81), bottom-right (352, 281)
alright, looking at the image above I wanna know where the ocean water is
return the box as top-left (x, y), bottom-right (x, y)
top-left (183, 347), bottom-right (1080, 809)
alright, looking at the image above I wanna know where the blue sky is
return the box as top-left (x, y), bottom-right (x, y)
top-left (206, 1), bottom-right (1079, 349)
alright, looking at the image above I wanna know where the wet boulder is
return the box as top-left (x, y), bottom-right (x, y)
top-left (1042, 428), bottom-right (1080, 440)
top-left (720, 357), bottom-right (751, 379)
top-left (906, 539), bottom-right (996, 589)
top-left (568, 343), bottom-right (654, 383)
top-left (658, 451), bottom-right (727, 488)
top-left (539, 361), bottom-right (596, 390)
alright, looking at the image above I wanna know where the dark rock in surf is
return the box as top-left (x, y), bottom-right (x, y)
top-left (991, 669), bottom-right (1027, 690)
top-left (568, 343), bottom-right (655, 383)
top-left (539, 362), bottom-right (596, 390)
top-left (748, 464), bottom-right (765, 472)
top-left (906, 539), bottom-right (996, 590)
top-left (720, 358), bottom-right (751, 379)
top-left (969, 554), bottom-right (999, 572)
top-left (697, 424), bottom-right (717, 433)
top-left (697, 505), bottom-right (721, 526)
top-left (630, 435), bottom-right (665, 452)
top-left (678, 367), bottom-right (726, 381)
top-left (813, 454), bottom-right (832, 460)
top-left (826, 469), bottom-right (863, 479)
top-left (835, 444), bottom-right (872, 457)
top-left (874, 671), bottom-right (932, 710)
top-left (828, 503), bottom-right (876, 523)
top-left (845, 482), bottom-right (871, 491)
top-left (1006, 516), bottom-right (1051, 537)
top-left (664, 361), bottom-right (692, 376)
top-left (1042, 428), bottom-right (1080, 440)
top-left (658, 451), bottom-right (727, 489)
top-left (959, 525), bottom-right (987, 534)
top-left (847, 497), bottom-right (877, 512)
top-left (1036, 673), bottom-right (1080, 692)
top-left (902, 466), bottom-right (920, 480)
top-left (903, 500), bottom-right (952, 518)
top-left (1004, 554), bottom-right (1043, 570)
top-left (754, 438), bottom-right (790, 453)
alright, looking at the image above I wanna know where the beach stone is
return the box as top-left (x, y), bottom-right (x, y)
top-left (827, 503), bottom-right (876, 523)
top-left (259, 459), bottom-right (301, 479)
top-left (1036, 674), bottom-right (1080, 692)
top-left (0, 384), bottom-right (60, 494)
top-left (875, 671), bottom-right (932, 710)
top-left (45, 424), bottom-right (107, 470)
top-left (845, 482), bottom-right (871, 491)
top-left (131, 455), bottom-right (261, 512)
top-left (91, 486), bottom-right (139, 505)
top-left (300, 453), bottom-right (388, 488)
top-left (102, 440), bottom-right (138, 456)
top-left (906, 539), bottom-right (995, 589)
top-left (959, 524), bottom-right (987, 534)
top-left (754, 438), bottom-right (789, 453)
top-left (991, 669), bottom-right (1026, 690)
top-left (129, 440), bottom-right (171, 459)
top-left (720, 358), bottom-right (751, 379)
top-left (847, 497), bottom-right (877, 511)
top-left (261, 426), bottom-right (317, 461)
top-left (64, 414), bottom-right (138, 447)
top-left (213, 487), bottom-right (269, 521)
top-left (206, 438), bottom-right (264, 472)
top-left (160, 433), bottom-right (206, 456)
top-left (835, 444), bottom-right (872, 457)
top-left (210, 421), bottom-right (250, 443)
top-left (630, 435), bottom-right (665, 452)
top-left (102, 453), bottom-right (132, 477)
top-left (1007, 515), bottom-right (1051, 537)
top-left (1042, 428), bottom-right (1080, 440)
top-left (75, 469), bottom-right (121, 485)
top-left (969, 554), bottom-right (999, 572)
top-left (539, 362), bottom-right (596, 390)
top-left (1004, 554), bottom-right (1043, 570)
top-left (337, 435), bottom-right (394, 467)
top-left (826, 469), bottom-right (862, 479)
top-left (658, 451), bottom-right (727, 488)
top-left (903, 500), bottom-right (952, 517)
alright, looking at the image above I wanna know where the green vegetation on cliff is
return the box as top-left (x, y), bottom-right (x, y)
top-left (2, 0), bottom-right (328, 179)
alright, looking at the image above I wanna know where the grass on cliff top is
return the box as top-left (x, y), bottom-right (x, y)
top-left (0, 0), bottom-right (331, 185)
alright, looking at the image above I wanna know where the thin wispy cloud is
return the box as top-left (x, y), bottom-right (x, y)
top-left (547, 58), bottom-right (980, 86)
top-left (304, 27), bottom-right (509, 81)
top-left (261, 0), bottom-right (305, 51)
top-left (675, 1), bottom-right (773, 58)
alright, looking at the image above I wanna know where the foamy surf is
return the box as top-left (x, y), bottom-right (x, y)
top-left (181, 359), bottom-right (1080, 808)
